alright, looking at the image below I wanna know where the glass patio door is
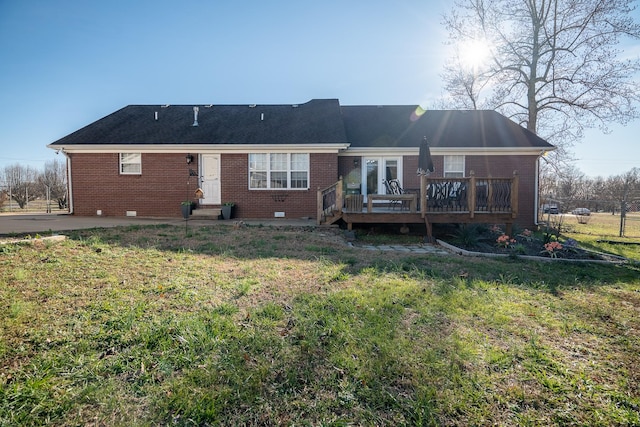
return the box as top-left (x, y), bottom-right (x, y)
top-left (362, 157), bottom-right (401, 200)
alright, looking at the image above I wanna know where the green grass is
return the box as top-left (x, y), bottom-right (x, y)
top-left (562, 212), bottom-right (640, 261)
top-left (0, 221), bottom-right (639, 426)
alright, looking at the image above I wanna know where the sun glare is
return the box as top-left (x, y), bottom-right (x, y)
top-left (458, 39), bottom-right (492, 70)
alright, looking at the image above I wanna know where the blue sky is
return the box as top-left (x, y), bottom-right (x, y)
top-left (0, 0), bottom-right (638, 178)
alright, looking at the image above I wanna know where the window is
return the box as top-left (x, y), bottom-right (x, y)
top-left (249, 153), bottom-right (309, 189)
top-left (120, 153), bottom-right (141, 174)
top-left (444, 155), bottom-right (464, 178)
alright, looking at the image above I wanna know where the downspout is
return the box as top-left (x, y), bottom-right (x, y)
top-left (534, 156), bottom-right (539, 225)
top-left (534, 151), bottom-right (543, 226)
top-left (62, 150), bottom-right (73, 214)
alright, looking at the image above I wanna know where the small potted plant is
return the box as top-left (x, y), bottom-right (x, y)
top-left (181, 201), bottom-right (193, 219)
top-left (221, 202), bottom-right (235, 220)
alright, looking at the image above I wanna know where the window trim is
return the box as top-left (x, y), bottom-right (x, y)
top-left (119, 153), bottom-right (141, 175)
top-left (248, 153), bottom-right (309, 190)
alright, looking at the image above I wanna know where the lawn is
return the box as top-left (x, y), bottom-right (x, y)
top-left (1, 221), bottom-right (639, 426)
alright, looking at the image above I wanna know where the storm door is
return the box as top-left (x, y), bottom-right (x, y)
top-left (200, 154), bottom-right (221, 205)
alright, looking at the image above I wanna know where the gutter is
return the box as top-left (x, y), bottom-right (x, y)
top-left (46, 143), bottom-right (351, 154)
top-left (535, 149), bottom-right (555, 226)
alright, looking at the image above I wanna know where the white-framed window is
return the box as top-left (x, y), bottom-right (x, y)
top-left (249, 153), bottom-right (309, 189)
top-left (120, 153), bottom-right (141, 174)
top-left (444, 155), bottom-right (464, 178)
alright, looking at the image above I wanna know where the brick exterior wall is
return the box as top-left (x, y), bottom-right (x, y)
top-left (221, 153), bottom-right (338, 219)
top-left (70, 153), bottom-right (199, 217)
top-left (69, 152), bottom-right (339, 219)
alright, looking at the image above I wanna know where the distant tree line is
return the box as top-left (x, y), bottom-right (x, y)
top-left (540, 167), bottom-right (640, 214)
top-left (0, 159), bottom-right (67, 211)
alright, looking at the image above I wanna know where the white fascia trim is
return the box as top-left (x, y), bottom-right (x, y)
top-left (341, 147), bottom-right (556, 156)
top-left (47, 143), bottom-right (351, 154)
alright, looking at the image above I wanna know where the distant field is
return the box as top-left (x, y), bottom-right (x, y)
top-left (0, 199), bottom-right (65, 214)
top-left (558, 211), bottom-right (640, 238)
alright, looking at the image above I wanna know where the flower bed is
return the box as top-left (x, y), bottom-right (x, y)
top-left (440, 224), bottom-right (624, 262)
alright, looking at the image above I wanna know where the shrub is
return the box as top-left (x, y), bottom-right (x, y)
top-left (450, 224), bottom-right (481, 247)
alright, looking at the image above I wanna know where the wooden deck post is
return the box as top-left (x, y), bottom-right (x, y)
top-left (336, 176), bottom-right (344, 214)
top-left (468, 170), bottom-right (476, 219)
top-left (316, 185), bottom-right (322, 225)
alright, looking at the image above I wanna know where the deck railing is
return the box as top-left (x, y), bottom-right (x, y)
top-left (420, 170), bottom-right (518, 218)
top-left (318, 171), bottom-right (518, 224)
top-left (316, 176), bottom-right (343, 225)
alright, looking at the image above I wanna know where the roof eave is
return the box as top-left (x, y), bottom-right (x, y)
top-left (47, 143), bottom-right (351, 154)
top-left (341, 146), bottom-right (556, 156)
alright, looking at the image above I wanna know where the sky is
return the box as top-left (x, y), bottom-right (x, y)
top-left (0, 0), bottom-right (639, 178)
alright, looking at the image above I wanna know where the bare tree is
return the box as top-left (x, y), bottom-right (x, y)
top-left (619, 167), bottom-right (640, 202)
top-left (584, 175), bottom-right (610, 211)
top-left (441, 49), bottom-right (486, 110)
top-left (0, 188), bottom-right (7, 210)
top-left (442, 0), bottom-right (640, 166)
top-left (2, 164), bottom-right (40, 209)
top-left (556, 165), bottom-right (587, 207)
top-left (613, 167), bottom-right (639, 235)
top-left (39, 159), bottom-right (68, 210)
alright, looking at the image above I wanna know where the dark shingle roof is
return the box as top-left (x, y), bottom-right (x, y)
top-left (50, 99), bottom-right (348, 146)
top-left (49, 99), bottom-right (554, 150)
top-left (341, 106), bottom-right (554, 149)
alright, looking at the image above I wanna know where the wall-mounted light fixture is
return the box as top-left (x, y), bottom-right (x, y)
top-left (353, 158), bottom-right (360, 167)
top-left (186, 154), bottom-right (193, 164)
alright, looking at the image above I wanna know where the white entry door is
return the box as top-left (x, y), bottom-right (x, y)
top-left (200, 154), bottom-right (221, 205)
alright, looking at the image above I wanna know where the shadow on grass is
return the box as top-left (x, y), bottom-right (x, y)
top-left (64, 223), bottom-right (640, 295)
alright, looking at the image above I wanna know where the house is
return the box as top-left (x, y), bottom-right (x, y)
top-left (48, 99), bottom-right (554, 230)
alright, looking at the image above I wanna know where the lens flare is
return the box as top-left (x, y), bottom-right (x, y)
top-left (410, 105), bottom-right (427, 122)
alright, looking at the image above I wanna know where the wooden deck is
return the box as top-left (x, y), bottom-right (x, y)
top-left (318, 171), bottom-right (519, 239)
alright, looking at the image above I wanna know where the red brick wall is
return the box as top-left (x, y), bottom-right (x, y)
top-left (221, 153), bottom-right (338, 219)
top-left (70, 153), bottom-right (199, 216)
top-left (70, 152), bottom-right (338, 219)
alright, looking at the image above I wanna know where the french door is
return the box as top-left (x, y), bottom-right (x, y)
top-left (361, 157), bottom-right (402, 200)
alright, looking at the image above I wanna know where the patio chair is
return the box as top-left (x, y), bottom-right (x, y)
top-left (386, 179), bottom-right (410, 210)
top-left (387, 179), bottom-right (404, 195)
top-left (383, 179), bottom-right (394, 195)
